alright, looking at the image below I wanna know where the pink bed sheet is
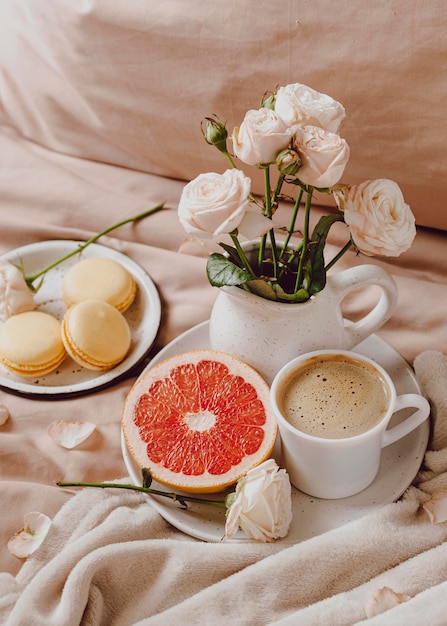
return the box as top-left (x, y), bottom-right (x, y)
top-left (0, 126), bottom-right (446, 581)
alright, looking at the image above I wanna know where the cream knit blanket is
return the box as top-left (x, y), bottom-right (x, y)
top-left (1, 350), bottom-right (447, 626)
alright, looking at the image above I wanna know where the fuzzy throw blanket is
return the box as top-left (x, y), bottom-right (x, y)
top-left (1, 350), bottom-right (447, 626)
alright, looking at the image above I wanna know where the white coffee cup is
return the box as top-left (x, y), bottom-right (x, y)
top-left (270, 349), bottom-right (430, 499)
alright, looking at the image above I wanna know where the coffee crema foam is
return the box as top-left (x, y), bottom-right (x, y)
top-left (280, 355), bottom-right (391, 439)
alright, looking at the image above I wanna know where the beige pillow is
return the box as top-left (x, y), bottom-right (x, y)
top-left (0, 0), bottom-right (446, 230)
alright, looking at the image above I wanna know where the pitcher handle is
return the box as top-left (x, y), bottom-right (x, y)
top-left (330, 264), bottom-right (398, 347)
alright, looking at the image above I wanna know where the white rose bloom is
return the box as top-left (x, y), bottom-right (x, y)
top-left (334, 179), bottom-right (416, 257)
top-left (224, 459), bottom-right (293, 542)
top-left (0, 261), bottom-right (35, 321)
top-left (178, 169), bottom-right (252, 238)
top-left (232, 108), bottom-right (292, 166)
top-left (294, 125), bottom-right (350, 189)
top-left (275, 83), bottom-right (346, 133)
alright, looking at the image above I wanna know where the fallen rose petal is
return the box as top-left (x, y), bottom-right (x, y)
top-left (365, 586), bottom-right (411, 618)
top-left (47, 420), bottom-right (96, 449)
top-left (0, 261), bottom-right (36, 321)
top-left (7, 511), bottom-right (52, 558)
top-left (0, 404), bottom-right (10, 425)
top-left (423, 490), bottom-right (447, 524)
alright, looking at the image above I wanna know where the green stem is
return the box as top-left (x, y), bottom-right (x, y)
top-left (269, 228), bottom-right (278, 280)
top-left (264, 168), bottom-right (280, 279)
top-left (263, 166), bottom-right (273, 219)
top-left (257, 168), bottom-right (271, 272)
top-left (24, 204), bottom-right (164, 289)
top-left (271, 172), bottom-right (285, 207)
top-left (230, 233), bottom-right (257, 279)
top-left (223, 151), bottom-right (238, 169)
top-left (325, 240), bottom-right (353, 271)
top-left (57, 481), bottom-right (227, 508)
top-left (278, 240), bottom-right (304, 283)
top-left (257, 235), bottom-right (266, 274)
top-left (257, 166), bottom-right (278, 274)
top-left (294, 187), bottom-right (313, 292)
top-left (280, 186), bottom-right (303, 260)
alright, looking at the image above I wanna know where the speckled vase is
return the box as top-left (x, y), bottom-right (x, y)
top-left (209, 258), bottom-right (398, 384)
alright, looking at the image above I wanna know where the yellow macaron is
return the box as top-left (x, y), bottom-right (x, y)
top-left (62, 299), bottom-right (131, 371)
top-left (62, 257), bottom-right (137, 313)
top-left (0, 311), bottom-right (66, 377)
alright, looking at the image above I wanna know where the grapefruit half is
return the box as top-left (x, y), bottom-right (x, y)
top-left (122, 350), bottom-right (277, 493)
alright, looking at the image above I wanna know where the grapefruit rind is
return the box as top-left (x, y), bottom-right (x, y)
top-left (122, 350), bottom-right (277, 493)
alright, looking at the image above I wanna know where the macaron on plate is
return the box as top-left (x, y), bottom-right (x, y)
top-left (0, 241), bottom-right (161, 397)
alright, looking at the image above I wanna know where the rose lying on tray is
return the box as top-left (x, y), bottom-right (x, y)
top-left (58, 459), bottom-right (293, 543)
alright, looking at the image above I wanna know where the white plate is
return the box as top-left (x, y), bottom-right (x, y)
top-left (121, 321), bottom-right (430, 543)
top-left (0, 241), bottom-right (161, 397)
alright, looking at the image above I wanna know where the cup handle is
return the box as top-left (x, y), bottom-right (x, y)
top-left (330, 265), bottom-right (398, 347)
top-left (382, 394), bottom-right (431, 448)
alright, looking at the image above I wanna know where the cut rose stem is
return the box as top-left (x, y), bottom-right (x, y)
top-left (56, 480), bottom-right (227, 508)
top-left (24, 204), bottom-right (164, 290)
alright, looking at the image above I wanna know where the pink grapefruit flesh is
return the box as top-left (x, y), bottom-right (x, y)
top-left (122, 350), bottom-right (277, 493)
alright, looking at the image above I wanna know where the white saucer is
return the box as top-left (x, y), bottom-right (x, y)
top-left (0, 240), bottom-right (161, 397)
top-left (121, 321), bottom-right (430, 543)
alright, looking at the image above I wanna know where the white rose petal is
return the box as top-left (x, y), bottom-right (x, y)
top-left (47, 420), bottom-right (96, 449)
top-left (237, 210), bottom-right (273, 240)
top-left (332, 182), bottom-right (351, 212)
top-left (0, 404), bottom-right (10, 425)
top-left (7, 512), bottom-right (52, 558)
top-left (423, 490), bottom-right (447, 524)
top-left (294, 125), bottom-right (350, 188)
top-left (275, 83), bottom-right (346, 133)
top-left (232, 108), bottom-right (292, 166)
top-left (365, 586), bottom-right (411, 618)
top-left (224, 459), bottom-right (293, 542)
top-left (178, 170), bottom-right (251, 239)
top-left (0, 261), bottom-right (35, 321)
top-left (336, 179), bottom-right (416, 257)
top-left (177, 237), bottom-right (216, 258)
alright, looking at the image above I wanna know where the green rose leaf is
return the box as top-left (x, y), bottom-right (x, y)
top-left (246, 279), bottom-right (278, 300)
top-left (206, 253), bottom-right (253, 287)
top-left (306, 213), bottom-right (344, 295)
top-left (216, 242), bottom-right (241, 265)
top-left (273, 284), bottom-right (310, 302)
top-left (142, 468), bottom-right (153, 489)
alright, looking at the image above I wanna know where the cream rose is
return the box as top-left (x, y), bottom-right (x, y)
top-left (0, 262), bottom-right (35, 321)
top-left (178, 169), bottom-right (252, 238)
top-left (232, 108), bottom-right (292, 166)
top-left (294, 126), bottom-right (350, 188)
top-left (275, 83), bottom-right (346, 133)
top-left (224, 459), bottom-right (293, 542)
top-left (334, 179), bottom-right (416, 256)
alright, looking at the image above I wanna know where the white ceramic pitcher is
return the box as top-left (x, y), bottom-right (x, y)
top-left (209, 263), bottom-right (398, 384)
